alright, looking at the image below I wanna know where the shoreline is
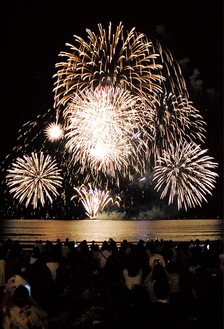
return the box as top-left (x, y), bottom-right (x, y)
top-left (1, 237), bottom-right (223, 253)
top-left (1, 217), bottom-right (222, 221)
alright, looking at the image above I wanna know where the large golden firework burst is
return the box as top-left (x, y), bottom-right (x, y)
top-left (53, 22), bottom-right (164, 109)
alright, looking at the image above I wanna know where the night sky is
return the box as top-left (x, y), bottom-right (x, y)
top-left (0, 0), bottom-right (223, 219)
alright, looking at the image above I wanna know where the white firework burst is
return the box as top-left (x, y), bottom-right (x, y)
top-left (153, 141), bottom-right (219, 210)
top-left (6, 152), bottom-right (63, 208)
top-left (72, 183), bottom-right (120, 219)
top-left (44, 122), bottom-right (64, 141)
top-left (64, 86), bottom-right (154, 180)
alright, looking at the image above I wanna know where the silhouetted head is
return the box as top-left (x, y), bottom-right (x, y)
top-left (152, 263), bottom-right (167, 281)
top-left (13, 285), bottom-right (30, 308)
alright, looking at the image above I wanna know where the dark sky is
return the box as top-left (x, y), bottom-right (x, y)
top-left (0, 0), bottom-right (223, 218)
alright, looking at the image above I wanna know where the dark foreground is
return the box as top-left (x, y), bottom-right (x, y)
top-left (0, 237), bottom-right (223, 329)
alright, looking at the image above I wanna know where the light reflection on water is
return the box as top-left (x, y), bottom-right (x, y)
top-left (0, 218), bottom-right (223, 243)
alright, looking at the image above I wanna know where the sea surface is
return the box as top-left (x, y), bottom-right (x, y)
top-left (0, 218), bottom-right (223, 243)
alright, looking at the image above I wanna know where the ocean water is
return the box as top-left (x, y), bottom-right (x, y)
top-left (0, 218), bottom-right (223, 243)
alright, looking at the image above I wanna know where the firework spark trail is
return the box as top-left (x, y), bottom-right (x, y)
top-left (153, 142), bottom-right (219, 210)
top-left (148, 39), bottom-right (206, 163)
top-left (150, 93), bottom-right (206, 163)
top-left (154, 40), bottom-right (189, 98)
top-left (6, 152), bottom-right (63, 209)
top-left (72, 183), bottom-right (120, 218)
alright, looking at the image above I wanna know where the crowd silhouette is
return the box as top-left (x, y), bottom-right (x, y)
top-left (0, 236), bottom-right (223, 328)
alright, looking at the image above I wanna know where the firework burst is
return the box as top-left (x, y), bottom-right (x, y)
top-left (64, 86), bottom-right (154, 180)
top-left (44, 122), bottom-right (64, 141)
top-left (153, 142), bottom-right (219, 210)
top-left (53, 22), bottom-right (164, 110)
top-left (6, 152), bottom-right (63, 209)
top-left (72, 183), bottom-right (121, 218)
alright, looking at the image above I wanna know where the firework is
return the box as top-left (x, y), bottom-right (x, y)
top-left (44, 122), bottom-right (64, 141)
top-left (53, 22), bottom-right (164, 109)
top-left (150, 93), bottom-right (206, 163)
top-left (148, 39), bottom-right (206, 163)
top-left (153, 142), bottom-right (219, 210)
top-left (64, 86), bottom-right (153, 180)
top-left (72, 183), bottom-right (120, 218)
top-left (6, 152), bottom-right (63, 209)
